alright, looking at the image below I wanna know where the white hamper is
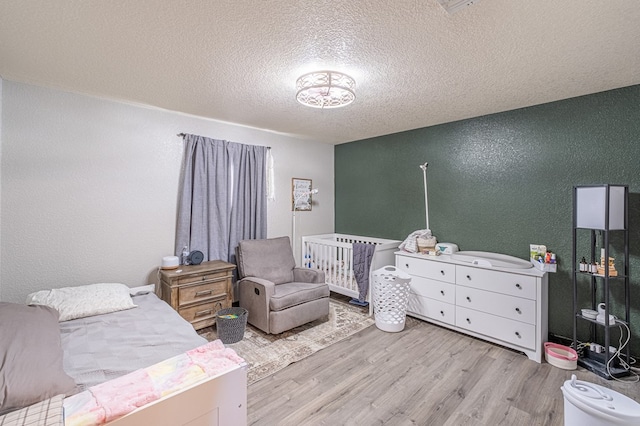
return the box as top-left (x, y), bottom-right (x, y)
top-left (562, 374), bottom-right (640, 426)
top-left (372, 266), bottom-right (411, 332)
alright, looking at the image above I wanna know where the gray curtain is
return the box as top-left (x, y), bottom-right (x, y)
top-left (175, 134), bottom-right (267, 265)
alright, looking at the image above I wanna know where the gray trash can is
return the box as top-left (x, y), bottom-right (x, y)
top-left (372, 265), bottom-right (411, 332)
top-left (216, 307), bottom-right (248, 344)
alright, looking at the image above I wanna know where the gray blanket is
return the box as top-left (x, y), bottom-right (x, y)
top-left (60, 292), bottom-right (206, 393)
top-left (352, 243), bottom-right (376, 302)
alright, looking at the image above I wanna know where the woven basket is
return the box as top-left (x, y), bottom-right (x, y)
top-left (216, 307), bottom-right (248, 344)
top-left (416, 236), bottom-right (437, 252)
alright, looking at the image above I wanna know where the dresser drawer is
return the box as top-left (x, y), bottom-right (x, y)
top-left (178, 296), bottom-right (227, 323)
top-left (397, 255), bottom-right (455, 283)
top-left (176, 270), bottom-right (230, 286)
top-left (456, 265), bottom-right (537, 300)
top-left (409, 275), bottom-right (456, 304)
top-left (456, 306), bottom-right (535, 350)
top-left (455, 286), bottom-right (536, 325)
top-left (407, 293), bottom-right (455, 326)
top-left (178, 280), bottom-right (228, 306)
top-left (160, 260), bottom-right (236, 331)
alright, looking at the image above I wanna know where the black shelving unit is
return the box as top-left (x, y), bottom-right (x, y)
top-left (572, 184), bottom-right (630, 379)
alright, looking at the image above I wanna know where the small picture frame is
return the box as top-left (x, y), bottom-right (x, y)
top-left (292, 178), bottom-right (313, 211)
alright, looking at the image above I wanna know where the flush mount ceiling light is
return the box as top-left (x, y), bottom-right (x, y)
top-left (296, 71), bottom-right (356, 109)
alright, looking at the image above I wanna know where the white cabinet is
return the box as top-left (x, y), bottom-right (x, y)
top-left (396, 252), bottom-right (549, 363)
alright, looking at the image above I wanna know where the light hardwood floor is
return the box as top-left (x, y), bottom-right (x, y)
top-left (247, 306), bottom-right (640, 425)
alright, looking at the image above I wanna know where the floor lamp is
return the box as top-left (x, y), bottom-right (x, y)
top-left (419, 162), bottom-right (430, 231)
top-left (292, 188), bottom-right (319, 265)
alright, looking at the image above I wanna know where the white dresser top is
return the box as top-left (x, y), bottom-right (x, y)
top-left (395, 250), bottom-right (547, 278)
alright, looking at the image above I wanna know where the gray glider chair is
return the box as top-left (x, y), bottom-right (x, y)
top-left (236, 236), bottom-right (329, 334)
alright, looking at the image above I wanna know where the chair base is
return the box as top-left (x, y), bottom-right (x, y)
top-left (268, 297), bottom-right (330, 334)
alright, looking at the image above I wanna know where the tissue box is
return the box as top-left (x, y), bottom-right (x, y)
top-left (531, 258), bottom-right (557, 273)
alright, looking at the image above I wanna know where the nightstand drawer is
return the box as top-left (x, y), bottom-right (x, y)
top-left (159, 260), bottom-right (236, 330)
top-left (178, 280), bottom-right (228, 306)
top-left (178, 297), bottom-right (226, 324)
top-left (176, 270), bottom-right (230, 286)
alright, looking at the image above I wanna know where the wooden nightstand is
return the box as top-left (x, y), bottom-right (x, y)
top-left (160, 260), bottom-right (236, 330)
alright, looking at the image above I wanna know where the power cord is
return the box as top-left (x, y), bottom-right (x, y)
top-left (570, 325), bottom-right (639, 383)
top-left (574, 341), bottom-right (590, 355)
top-left (607, 321), bottom-right (639, 383)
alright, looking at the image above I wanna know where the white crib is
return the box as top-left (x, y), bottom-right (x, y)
top-left (301, 234), bottom-right (401, 314)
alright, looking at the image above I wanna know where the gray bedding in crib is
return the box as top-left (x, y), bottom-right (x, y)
top-left (59, 292), bottom-right (207, 393)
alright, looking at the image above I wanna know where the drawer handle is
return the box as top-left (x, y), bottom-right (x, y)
top-left (202, 276), bottom-right (207, 281)
top-left (405, 263), bottom-right (409, 268)
top-left (515, 307), bottom-right (521, 314)
top-left (195, 309), bottom-right (212, 317)
top-left (440, 270), bottom-right (445, 275)
top-left (515, 331), bottom-right (521, 338)
top-left (440, 290), bottom-right (445, 296)
top-left (466, 275), bottom-right (471, 280)
top-left (466, 296), bottom-right (471, 302)
top-left (195, 289), bottom-right (213, 297)
top-left (515, 283), bottom-right (522, 289)
top-left (466, 318), bottom-right (471, 324)
top-left (440, 310), bottom-right (444, 316)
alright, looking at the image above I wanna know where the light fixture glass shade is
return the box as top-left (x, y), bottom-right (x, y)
top-left (575, 185), bottom-right (626, 230)
top-left (296, 71), bottom-right (356, 109)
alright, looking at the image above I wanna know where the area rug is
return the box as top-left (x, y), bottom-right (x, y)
top-left (198, 298), bottom-right (375, 384)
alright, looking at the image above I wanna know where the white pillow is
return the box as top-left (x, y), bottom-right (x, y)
top-left (128, 284), bottom-right (156, 296)
top-left (26, 283), bottom-right (137, 321)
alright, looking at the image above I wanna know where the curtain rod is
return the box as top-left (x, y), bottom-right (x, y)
top-left (177, 133), bottom-right (270, 149)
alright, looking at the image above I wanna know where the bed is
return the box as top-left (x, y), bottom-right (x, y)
top-left (301, 234), bottom-right (401, 313)
top-left (0, 283), bottom-right (247, 426)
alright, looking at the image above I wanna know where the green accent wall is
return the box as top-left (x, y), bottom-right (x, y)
top-left (335, 84), bottom-right (640, 356)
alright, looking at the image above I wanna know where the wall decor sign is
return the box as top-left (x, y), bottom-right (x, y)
top-left (292, 178), bottom-right (313, 211)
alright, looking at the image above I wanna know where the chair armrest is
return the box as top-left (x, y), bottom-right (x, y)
top-left (238, 277), bottom-right (276, 333)
top-left (238, 277), bottom-right (276, 300)
top-left (293, 268), bottom-right (326, 284)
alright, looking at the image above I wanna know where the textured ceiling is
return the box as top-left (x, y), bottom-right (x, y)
top-left (1, 1), bottom-right (639, 144)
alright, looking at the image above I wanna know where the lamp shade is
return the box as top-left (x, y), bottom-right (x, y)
top-left (575, 185), bottom-right (626, 230)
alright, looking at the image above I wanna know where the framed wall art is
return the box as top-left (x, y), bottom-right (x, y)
top-left (292, 178), bottom-right (313, 211)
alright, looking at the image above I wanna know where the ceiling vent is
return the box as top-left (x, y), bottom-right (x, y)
top-left (437, 0), bottom-right (482, 14)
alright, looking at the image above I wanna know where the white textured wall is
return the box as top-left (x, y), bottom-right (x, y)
top-left (0, 81), bottom-right (334, 303)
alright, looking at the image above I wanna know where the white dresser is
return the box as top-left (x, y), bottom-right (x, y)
top-left (395, 251), bottom-right (549, 363)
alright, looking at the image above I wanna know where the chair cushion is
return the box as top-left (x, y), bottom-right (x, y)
top-left (237, 237), bottom-right (296, 284)
top-left (269, 298), bottom-right (330, 334)
top-left (269, 282), bottom-right (330, 312)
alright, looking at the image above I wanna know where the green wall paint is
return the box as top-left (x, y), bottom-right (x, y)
top-left (335, 85), bottom-right (640, 356)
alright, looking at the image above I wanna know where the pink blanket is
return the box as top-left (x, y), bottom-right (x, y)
top-left (64, 340), bottom-right (245, 425)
